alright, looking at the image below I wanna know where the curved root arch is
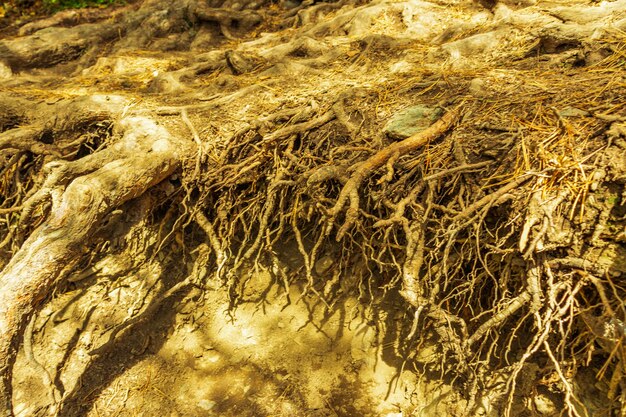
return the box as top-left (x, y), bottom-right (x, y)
top-left (0, 96), bottom-right (190, 416)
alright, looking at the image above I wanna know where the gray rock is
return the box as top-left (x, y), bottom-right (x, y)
top-left (197, 399), bottom-right (216, 411)
top-left (533, 393), bottom-right (557, 416)
top-left (469, 77), bottom-right (487, 97)
top-left (314, 255), bottom-right (334, 275)
top-left (384, 105), bottom-right (443, 140)
top-left (558, 106), bottom-right (589, 118)
top-left (0, 61), bottom-right (12, 80)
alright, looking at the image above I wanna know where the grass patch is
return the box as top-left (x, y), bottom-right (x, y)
top-left (43, 0), bottom-right (123, 11)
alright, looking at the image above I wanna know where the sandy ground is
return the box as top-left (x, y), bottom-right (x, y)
top-left (13, 270), bottom-right (467, 417)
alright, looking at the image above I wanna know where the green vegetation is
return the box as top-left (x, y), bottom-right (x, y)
top-left (43, 0), bottom-right (122, 11)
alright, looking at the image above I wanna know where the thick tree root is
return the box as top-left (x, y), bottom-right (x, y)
top-left (328, 106), bottom-right (461, 241)
top-left (0, 107), bottom-right (189, 417)
top-left (1, 0), bottom-right (625, 415)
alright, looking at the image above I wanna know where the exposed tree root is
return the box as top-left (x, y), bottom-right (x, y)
top-left (194, 6), bottom-right (262, 40)
top-left (0, 100), bottom-right (190, 416)
top-left (328, 106), bottom-right (461, 241)
top-left (1, 0), bottom-right (625, 415)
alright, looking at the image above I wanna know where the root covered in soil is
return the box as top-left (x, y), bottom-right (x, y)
top-left (1, 0), bottom-right (625, 415)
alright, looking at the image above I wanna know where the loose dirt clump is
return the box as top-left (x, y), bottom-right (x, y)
top-left (0, 0), bottom-right (625, 416)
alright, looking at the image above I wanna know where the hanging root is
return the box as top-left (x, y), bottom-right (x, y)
top-left (184, 60), bottom-right (626, 414)
top-left (1, 1), bottom-right (625, 415)
top-left (328, 105), bottom-right (461, 241)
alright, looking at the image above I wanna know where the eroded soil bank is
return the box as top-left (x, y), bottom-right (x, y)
top-left (15, 271), bottom-right (462, 416)
top-left (1, 0), bottom-right (625, 415)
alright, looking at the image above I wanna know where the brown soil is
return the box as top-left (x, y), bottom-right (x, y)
top-left (1, 0), bottom-right (625, 416)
